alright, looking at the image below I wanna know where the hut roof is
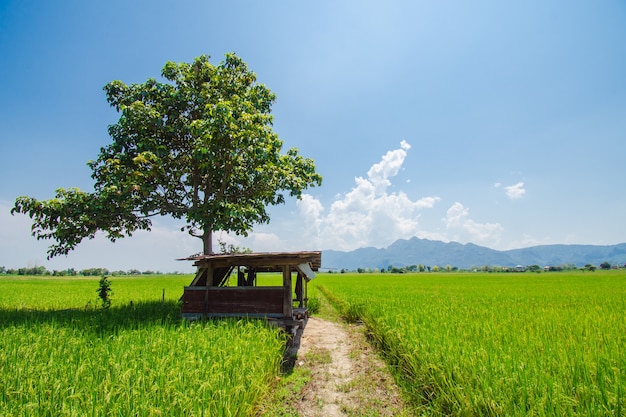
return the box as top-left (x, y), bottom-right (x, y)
top-left (179, 251), bottom-right (322, 271)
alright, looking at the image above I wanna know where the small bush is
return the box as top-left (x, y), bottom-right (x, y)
top-left (97, 276), bottom-right (113, 309)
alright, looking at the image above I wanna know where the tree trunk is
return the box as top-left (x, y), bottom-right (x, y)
top-left (202, 229), bottom-right (213, 255)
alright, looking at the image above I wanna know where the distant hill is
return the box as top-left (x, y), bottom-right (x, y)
top-left (322, 237), bottom-right (626, 270)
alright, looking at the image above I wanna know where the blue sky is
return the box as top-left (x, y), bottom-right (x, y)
top-left (1, 0), bottom-right (625, 272)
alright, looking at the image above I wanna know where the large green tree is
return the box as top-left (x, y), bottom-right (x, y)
top-left (13, 54), bottom-right (322, 257)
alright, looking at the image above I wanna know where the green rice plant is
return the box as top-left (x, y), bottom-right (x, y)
top-left (0, 274), bottom-right (192, 310)
top-left (0, 275), bottom-right (286, 417)
top-left (312, 270), bottom-right (626, 416)
top-left (307, 294), bottom-right (321, 314)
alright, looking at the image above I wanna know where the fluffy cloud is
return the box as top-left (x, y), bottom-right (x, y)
top-left (294, 141), bottom-right (440, 251)
top-left (505, 182), bottom-right (526, 200)
top-left (444, 202), bottom-right (503, 245)
top-left (367, 140), bottom-right (411, 193)
top-left (242, 232), bottom-right (286, 252)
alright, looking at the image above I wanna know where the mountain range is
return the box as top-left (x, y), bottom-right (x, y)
top-left (321, 237), bottom-right (626, 270)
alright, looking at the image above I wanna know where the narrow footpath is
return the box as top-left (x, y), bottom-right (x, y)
top-left (288, 316), bottom-right (414, 417)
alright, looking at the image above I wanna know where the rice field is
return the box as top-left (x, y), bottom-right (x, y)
top-left (0, 275), bottom-right (286, 417)
top-left (3, 270), bottom-right (624, 416)
top-left (313, 270), bottom-right (626, 416)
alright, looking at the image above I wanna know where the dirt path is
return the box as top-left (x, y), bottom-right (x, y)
top-left (290, 317), bottom-right (412, 417)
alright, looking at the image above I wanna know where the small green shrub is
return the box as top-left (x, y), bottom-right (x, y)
top-left (97, 276), bottom-right (113, 309)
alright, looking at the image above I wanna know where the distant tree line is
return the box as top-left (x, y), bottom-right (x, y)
top-left (0, 243), bottom-right (245, 277)
top-left (0, 266), bottom-right (184, 276)
top-left (4, 261), bottom-right (623, 276)
top-left (329, 261), bottom-right (625, 274)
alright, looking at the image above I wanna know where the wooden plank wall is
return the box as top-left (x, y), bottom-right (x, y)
top-left (181, 286), bottom-right (284, 315)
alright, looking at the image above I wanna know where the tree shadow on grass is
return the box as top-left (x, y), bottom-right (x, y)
top-left (0, 301), bottom-right (295, 347)
top-left (0, 300), bottom-right (186, 335)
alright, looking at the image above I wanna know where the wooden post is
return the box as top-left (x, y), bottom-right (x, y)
top-left (295, 272), bottom-right (303, 308)
top-left (204, 263), bottom-right (214, 317)
top-left (237, 266), bottom-right (245, 286)
top-left (282, 265), bottom-right (293, 319)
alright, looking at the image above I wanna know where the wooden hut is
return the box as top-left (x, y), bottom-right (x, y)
top-left (179, 251), bottom-right (321, 334)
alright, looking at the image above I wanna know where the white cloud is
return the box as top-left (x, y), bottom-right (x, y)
top-left (244, 232), bottom-right (286, 252)
top-left (291, 141), bottom-right (440, 251)
top-left (444, 202), bottom-right (503, 246)
top-left (505, 182), bottom-right (526, 200)
top-left (294, 194), bottom-right (325, 242)
top-left (415, 196), bottom-right (440, 209)
top-left (366, 139), bottom-right (411, 193)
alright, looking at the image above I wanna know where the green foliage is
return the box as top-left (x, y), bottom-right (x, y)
top-left (96, 276), bottom-right (113, 309)
top-left (12, 54), bottom-right (321, 257)
top-left (81, 268), bottom-right (110, 276)
top-left (12, 186), bottom-right (147, 259)
top-left (16, 266), bottom-right (49, 276)
top-left (312, 270), bottom-right (626, 416)
top-left (307, 294), bottom-right (321, 315)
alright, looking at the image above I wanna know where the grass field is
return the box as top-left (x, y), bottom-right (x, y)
top-left (3, 271), bottom-right (624, 416)
top-left (312, 270), bottom-right (626, 416)
top-left (0, 275), bottom-right (286, 417)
